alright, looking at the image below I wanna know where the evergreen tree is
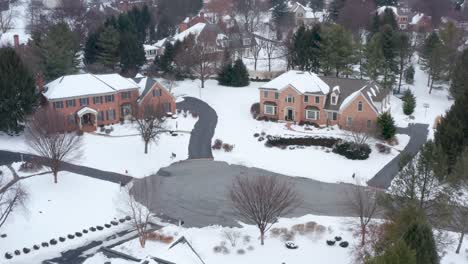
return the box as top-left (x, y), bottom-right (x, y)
top-left (290, 25), bottom-right (310, 71)
top-left (381, 8), bottom-right (398, 30)
top-left (449, 49), bottom-right (468, 100)
top-left (374, 0), bottom-right (397, 6)
top-left (403, 221), bottom-right (439, 264)
top-left (217, 63), bottom-right (233, 86)
top-left (84, 30), bottom-right (100, 66)
top-left (0, 48), bottom-right (37, 133)
top-left (271, 0), bottom-right (288, 25)
top-left (38, 22), bottom-right (78, 81)
top-left (119, 31), bottom-right (145, 73)
top-left (396, 33), bottom-right (411, 93)
top-left (96, 24), bottom-right (120, 70)
top-left (367, 240), bottom-right (417, 264)
top-left (380, 25), bottom-right (398, 90)
top-left (363, 33), bottom-right (385, 81)
top-left (309, 0), bottom-right (324, 10)
top-left (402, 89), bottom-right (416, 116)
top-left (231, 59), bottom-right (250, 87)
top-left (328, 0), bottom-right (345, 21)
top-left (157, 41), bottom-right (179, 73)
top-left (377, 112), bottom-right (396, 140)
top-left (405, 65), bottom-right (415, 84)
top-left (420, 33), bottom-right (447, 94)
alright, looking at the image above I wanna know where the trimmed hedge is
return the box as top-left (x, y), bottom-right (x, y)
top-left (266, 136), bottom-right (340, 148)
top-left (332, 142), bottom-right (371, 160)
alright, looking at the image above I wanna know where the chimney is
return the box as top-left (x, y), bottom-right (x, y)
top-left (36, 72), bottom-right (44, 94)
top-left (200, 12), bottom-right (204, 20)
top-left (13, 34), bottom-right (19, 49)
top-left (179, 23), bottom-right (188, 33)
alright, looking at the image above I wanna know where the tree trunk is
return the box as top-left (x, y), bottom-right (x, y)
top-left (201, 77), bottom-right (205, 88)
top-left (456, 232), bottom-right (464, 254)
top-left (268, 57), bottom-right (271, 72)
top-left (144, 141), bottom-right (148, 154)
top-left (254, 58), bottom-right (257, 71)
top-left (260, 229), bottom-right (265, 245)
top-left (398, 66), bottom-right (403, 94)
top-left (361, 226), bottom-right (366, 246)
top-left (53, 170), bottom-right (58, 184)
top-left (429, 78), bottom-right (434, 94)
top-left (427, 73), bottom-right (431, 87)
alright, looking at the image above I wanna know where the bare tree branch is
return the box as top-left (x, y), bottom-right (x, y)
top-left (134, 105), bottom-right (165, 154)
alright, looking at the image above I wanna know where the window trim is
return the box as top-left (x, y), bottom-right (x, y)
top-left (66, 99), bottom-right (75, 108)
top-left (105, 94), bottom-right (115, 103)
top-left (263, 91), bottom-right (268, 98)
top-left (79, 97), bottom-right (89, 106)
top-left (305, 110), bottom-right (319, 120)
top-left (53, 101), bottom-right (64, 109)
top-left (331, 95), bottom-right (337, 105)
top-left (285, 95), bottom-right (294, 103)
top-left (347, 116), bottom-right (353, 127)
top-left (304, 95), bottom-right (309, 103)
top-left (315, 96), bottom-right (320, 104)
top-left (264, 104), bottom-right (277, 115)
top-left (357, 101), bottom-right (363, 112)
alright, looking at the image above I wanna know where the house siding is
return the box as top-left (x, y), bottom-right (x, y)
top-left (338, 94), bottom-right (379, 130)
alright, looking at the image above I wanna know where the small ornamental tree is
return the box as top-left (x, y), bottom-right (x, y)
top-left (404, 65), bottom-right (415, 84)
top-left (402, 89), bottom-right (416, 116)
top-left (230, 59), bottom-right (250, 87)
top-left (377, 112), bottom-right (396, 140)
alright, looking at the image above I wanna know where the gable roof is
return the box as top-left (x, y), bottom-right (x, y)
top-left (261, 70), bottom-right (330, 94)
top-left (43, 73), bottom-right (139, 100)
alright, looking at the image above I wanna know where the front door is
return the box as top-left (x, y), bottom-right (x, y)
top-left (286, 108), bottom-right (294, 121)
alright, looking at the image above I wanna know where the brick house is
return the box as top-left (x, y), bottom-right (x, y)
top-left (41, 73), bottom-right (176, 132)
top-left (258, 71), bottom-right (391, 130)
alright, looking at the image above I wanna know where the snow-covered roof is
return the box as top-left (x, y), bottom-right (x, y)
top-left (261, 70), bottom-right (330, 94)
top-left (376, 6), bottom-right (398, 16)
top-left (43, 73), bottom-right (139, 100)
top-left (173, 23), bottom-right (206, 43)
top-left (144, 44), bottom-right (157, 51)
top-left (410, 13), bottom-right (424, 24)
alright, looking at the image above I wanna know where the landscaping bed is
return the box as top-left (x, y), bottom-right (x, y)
top-left (265, 136), bottom-right (341, 148)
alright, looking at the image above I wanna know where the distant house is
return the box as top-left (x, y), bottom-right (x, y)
top-left (41, 73), bottom-right (175, 132)
top-left (144, 44), bottom-right (158, 60)
top-left (116, 0), bottom-right (153, 12)
top-left (258, 71), bottom-right (391, 130)
top-left (409, 13), bottom-right (432, 32)
top-left (270, 1), bottom-right (325, 27)
top-left (178, 12), bottom-right (209, 33)
top-left (376, 6), bottom-right (412, 30)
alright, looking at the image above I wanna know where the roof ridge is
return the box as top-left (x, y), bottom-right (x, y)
top-left (91, 73), bottom-right (117, 91)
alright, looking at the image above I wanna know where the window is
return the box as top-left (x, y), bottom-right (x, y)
top-left (152, 89), bottom-right (161, 97)
top-left (305, 110), bottom-right (319, 120)
top-left (274, 92), bottom-right (279, 99)
top-left (304, 95), bottom-right (309, 103)
top-left (285, 95), bottom-right (294, 103)
top-left (66, 99), bottom-right (75, 108)
top-left (97, 111), bottom-right (104, 121)
top-left (315, 96), bottom-right (320, 104)
top-left (242, 38), bottom-right (251, 46)
top-left (358, 101), bottom-right (363, 112)
top-left (93, 96), bottom-right (103, 104)
top-left (106, 109), bottom-right (116, 120)
top-left (121, 91), bottom-right (131, 100)
top-left (163, 102), bottom-right (171, 113)
top-left (347, 116), bottom-right (353, 127)
top-left (79, 98), bottom-right (89, 106)
top-left (105, 95), bottom-right (115, 103)
top-left (367, 120), bottom-right (372, 128)
top-left (327, 111), bottom-right (337, 121)
top-left (264, 105), bottom-right (276, 115)
top-left (331, 95), bottom-right (337, 105)
top-left (53, 101), bottom-right (64, 109)
top-left (264, 91), bottom-right (268, 98)
top-left (67, 114), bottom-right (75, 125)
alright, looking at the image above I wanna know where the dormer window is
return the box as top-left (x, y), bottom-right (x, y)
top-left (331, 94), bottom-right (338, 105)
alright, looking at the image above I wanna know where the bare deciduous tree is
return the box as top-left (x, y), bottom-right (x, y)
top-left (234, 0), bottom-right (262, 33)
top-left (228, 175), bottom-right (302, 245)
top-left (0, 9), bottom-right (14, 34)
top-left (0, 166), bottom-right (27, 230)
top-left (251, 39), bottom-right (263, 71)
top-left (190, 37), bottom-right (216, 88)
top-left (347, 179), bottom-right (379, 247)
top-left (261, 30), bottom-right (281, 73)
top-left (26, 108), bottom-right (83, 184)
top-left (347, 122), bottom-right (372, 145)
top-left (120, 182), bottom-right (153, 248)
top-left (135, 106), bottom-right (165, 154)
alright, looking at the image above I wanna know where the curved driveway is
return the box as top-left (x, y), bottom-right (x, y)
top-left (176, 97), bottom-right (218, 159)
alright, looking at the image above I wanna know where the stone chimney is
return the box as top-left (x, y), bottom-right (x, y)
top-left (13, 34), bottom-right (19, 49)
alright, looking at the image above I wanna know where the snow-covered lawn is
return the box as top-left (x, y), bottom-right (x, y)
top-left (172, 79), bottom-right (407, 184)
top-left (0, 115), bottom-right (197, 178)
top-left (83, 214), bottom-right (468, 264)
top-left (391, 62), bottom-right (453, 139)
top-left (0, 163), bottom-right (129, 263)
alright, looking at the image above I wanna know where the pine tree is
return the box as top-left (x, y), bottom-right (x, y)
top-left (377, 112), bottom-right (396, 140)
top-left (366, 241), bottom-right (417, 264)
top-left (403, 221), bottom-right (439, 264)
top-left (363, 33), bottom-right (385, 81)
top-left (0, 48), bottom-right (37, 133)
top-left (38, 22), bottom-right (78, 81)
top-left (119, 31), bottom-right (145, 73)
top-left (396, 33), bottom-right (411, 93)
top-left (420, 33), bottom-right (447, 94)
top-left (231, 59), bottom-right (250, 87)
top-left (405, 65), bottom-right (415, 84)
top-left (402, 89), bottom-right (416, 116)
top-left (84, 30), bottom-right (100, 66)
top-left (381, 8), bottom-right (398, 30)
top-left (380, 25), bottom-right (398, 90)
top-left (218, 63), bottom-right (233, 86)
top-left (375, 0), bottom-right (397, 6)
top-left (449, 49), bottom-right (468, 100)
top-left (96, 24), bottom-right (120, 70)
top-left (328, 0), bottom-right (345, 21)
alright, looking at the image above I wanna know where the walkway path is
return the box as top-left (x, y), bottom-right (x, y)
top-left (176, 97), bottom-right (218, 159)
top-left (0, 150), bottom-right (133, 185)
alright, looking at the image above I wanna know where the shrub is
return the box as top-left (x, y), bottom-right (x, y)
top-left (247, 245), bottom-right (254, 251)
top-left (104, 224), bottom-right (111, 228)
top-left (377, 112), bottom-right (396, 140)
top-left (270, 228), bottom-right (287, 237)
top-left (41, 242), bottom-right (49, 247)
top-left (75, 232), bottom-right (82, 237)
top-left (402, 89), bottom-right (416, 116)
top-left (326, 240), bottom-right (336, 246)
top-left (33, 245), bottom-right (40, 250)
top-left (253, 133), bottom-right (260, 138)
top-left (298, 121), bottom-right (319, 127)
top-left (250, 103), bottom-right (260, 119)
top-left (111, 221), bottom-right (118, 226)
top-left (333, 141), bottom-right (371, 160)
top-left (50, 239), bottom-right (57, 245)
top-left (5, 252), bottom-right (12, 259)
top-left (243, 235), bottom-right (251, 244)
top-left (97, 226), bottom-right (104, 231)
top-left (19, 161), bottom-right (42, 172)
top-left (258, 137), bottom-right (264, 142)
top-left (23, 248), bottom-right (30, 254)
top-left (14, 250), bottom-right (21, 255)
top-left (125, 216), bottom-right (131, 220)
top-left (305, 221), bottom-right (317, 232)
top-left (292, 224), bottom-right (306, 235)
top-left (67, 234), bottom-right (75, 239)
top-left (339, 241), bottom-right (349, 248)
top-left (83, 229), bottom-right (88, 233)
top-left (90, 227), bottom-right (96, 232)
top-left (119, 218), bottom-right (126, 223)
top-left (105, 128), bottom-right (112, 134)
top-left (335, 236), bottom-right (342, 241)
top-left (213, 245), bottom-right (230, 254)
top-left (59, 237), bottom-right (66, 242)
top-left (237, 249), bottom-right (246, 255)
top-left (0, 233), bottom-right (7, 238)
top-left (315, 225), bottom-right (326, 235)
top-left (218, 59), bottom-right (250, 87)
top-left (266, 136), bottom-right (340, 148)
top-left (376, 143), bottom-right (391, 154)
top-left (146, 232), bottom-right (174, 244)
top-left (280, 230), bottom-right (295, 241)
top-left (212, 139), bottom-right (223, 150)
top-left (404, 65), bottom-right (415, 84)
top-left (100, 126), bottom-right (105, 132)
top-left (222, 143), bottom-right (234, 152)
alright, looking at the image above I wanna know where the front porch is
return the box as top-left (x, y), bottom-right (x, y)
top-left (77, 107), bottom-right (98, 132)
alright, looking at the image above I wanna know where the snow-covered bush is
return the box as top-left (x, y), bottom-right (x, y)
top-left (59, 237), bottom-right (66, 242)
top-left (23, 248), bottom-right (30, 254)
top-left (50, 239), bottom-right (57, 245)
top-left (333, 142), bottom-right (371, 160)
top-left (335, 236), bottom-right (342, 241)
top-left (292, 224), bottom-right (306, 234)
top-left (222, 143), bottom-right (234, 152)
top-left (75, 232), bottom-right (83, 237)
top-left (83, 229), bottom-right (88, 233)
top-left (33, 245), bottom-right (40, 250)
top-left (280, 230), bottom-right (295, 241)
top-left (212, 139), bottom-right (223, 150)
top-left (111, 221), bottom-right (118, 226)
top-left (96, 226), bottom-right (104, 231)
top-left (41, 242), bottom-right (49, 247)
top-left (5, 252), bottom-right (12, 259)
top-left (90, 227), bottom-right (97, 232)
top-left (326, 240), bottom-right (336, 246)
top-left (237, 249), bottom-right (246, 255)
top-left (253, 133), bottom-right (260, 138)
top-left (104, 224), bottom-right (111, 228)
top-left (339, 241), bottom-right (349, 248)
top-left (305, 221), bottom-right (317, 232)
top-left (376, 143), bottom-right (391, 154)
top-left (247, 245), bottom-right (254, 251)
top-left (14, 250), bottom-right (20, 255)
top-left (223, 230), bottom-right (241, 247)
top-left (67, 234), bottom-right (75, 239)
